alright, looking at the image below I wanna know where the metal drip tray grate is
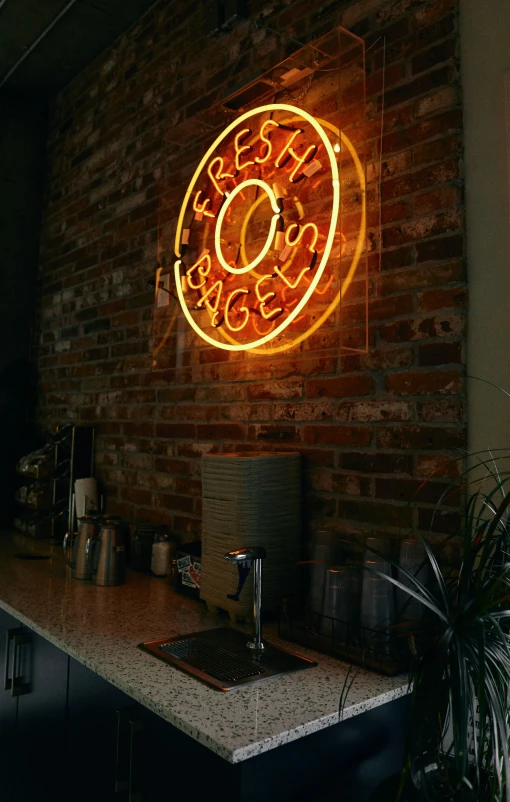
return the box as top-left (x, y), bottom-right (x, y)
top-left (159, 638), bottom-right (265, 683)
top-left (139, 627), bottom-right (318, 691)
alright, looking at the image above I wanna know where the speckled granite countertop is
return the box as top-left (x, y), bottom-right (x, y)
top-left (0, 531), bottom-right (408, 763)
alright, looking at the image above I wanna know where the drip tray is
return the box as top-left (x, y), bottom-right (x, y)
top-left (139, 627), bottom-right (317, 691)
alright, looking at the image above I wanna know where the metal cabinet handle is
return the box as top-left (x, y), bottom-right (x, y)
top-left (10, 630), bottom-right (30, 697)
top-left (115, 707), bottom-right (146, 800)
top-left (3, 629), bottom-right (13, 691)
top-left (4, 628), bottom-right (30, 696)
top-left (115, 706), bottom-right (141, 795)
top-left (115, 708), bottom-right (130, 794)
top-left (129, 717), bottom-right (146, 802)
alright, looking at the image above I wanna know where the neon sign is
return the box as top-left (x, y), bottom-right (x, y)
top-left (174, 103), bottom-right (366, 353)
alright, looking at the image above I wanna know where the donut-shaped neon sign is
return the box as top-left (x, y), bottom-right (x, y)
top-left (174, 103), bottom-right (365, 353)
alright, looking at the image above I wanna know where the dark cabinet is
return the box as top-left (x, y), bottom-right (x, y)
top-left (0, 610), bottom-right (21, 801)
top-left (15, 630), bottom-right (69, 802)
top-left (67, 656), bottom-right (136, 802)
top-left (0, 611), bottom-right (69, 802)
top-left (134, 704), bottom-right (240, 802)
top-left (66, 660), bottom-right (240, 802)
top-left (0, 612), bottom-right (408, 802)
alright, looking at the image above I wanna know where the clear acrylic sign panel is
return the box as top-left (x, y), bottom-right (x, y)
top-left (152, 27), bottom-right (377, 376)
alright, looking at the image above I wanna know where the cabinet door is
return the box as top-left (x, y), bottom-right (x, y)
top-left (15, 628), bottom-right (69, 802)
top-left (133, 704), bottom-right (241, 802)
top-left (0, 609), bottom-right (20, 802)
top-left (67, 657), bottom-right (137, 802)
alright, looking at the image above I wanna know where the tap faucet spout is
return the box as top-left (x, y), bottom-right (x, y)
top-left (224, 546), bottom-right (266, 651)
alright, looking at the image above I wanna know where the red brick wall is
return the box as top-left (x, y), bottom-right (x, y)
top-left (36, 0), bottom-right (465, 549)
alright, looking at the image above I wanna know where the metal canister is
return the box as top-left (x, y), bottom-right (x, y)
top-left (63, 515), bottom-right (100, 580)
top-left (86, 517), bottom-right (126, 587)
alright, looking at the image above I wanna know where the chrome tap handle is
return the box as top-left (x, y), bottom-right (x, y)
top-left (224, 546), bottom-right (266, 652)
top-left (224, 546), bottom-right (266, 564)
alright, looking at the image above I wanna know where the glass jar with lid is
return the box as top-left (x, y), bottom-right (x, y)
top-left (130, 525), bottom-right (156, 572)
top-left (151, 529), bottom-right (176, 577)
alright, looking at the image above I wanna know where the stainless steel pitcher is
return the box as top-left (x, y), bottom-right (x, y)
top-left (86, 518), bottom-right (126, 587)
top-left (63, 516), bottom-right (99, 580)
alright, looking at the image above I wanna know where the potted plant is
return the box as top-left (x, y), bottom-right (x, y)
top-left (368, 458), bottom-right (510, 802)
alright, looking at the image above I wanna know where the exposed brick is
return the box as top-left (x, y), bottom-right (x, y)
top-left (155, 423), bottom-right (196, 439)
top-left (417, 398), bottom-right (465, 422)
top-left (301, 448), bottom-right (336, 468)
top-left (369, 294), bottom-right (414, 320)
top-left (412, 0), bottom-right (456, 28)
top-left (341, 452), bottom-right (413, 475)
top-left (382, 209), bottom-right (462, 248)
top-left (379, 245), bottom-right (413, 271)
top-left (383, 109), bottom-right (462, 155)
top-left (303, 425), bottom-right (371, 447)
top-left (384, 66), bottom-right (455, 111)
top-left (196, 423), bottom-right (246, 440)
top-left (376, 425), bottom-right (465, 450)
top-left (248, 425), bottom-right (300, 442)
top-left (382, 159), bottom-right (459, 202)
top-left (34, 0), bottom-right (466, 546)
top-left (418, 507), bottom-right (461, 535)
top-left (337, 399), bottom-right (412, 422)
top-left (418, 341), bottom-right (462, 366)
top-left (413, 186), bottom-right (461, 216)
top-left (375, 477), bottom-right (456, 505)
top-left (416, 453), bottom-right (462, 478)
top-left (376, 262), bottom-right (463, 295)
top-left (381, 200), bottom-right (412, 225)
top-left (337, 499), bottom-right (413, 529)
top-left (412, 39), bottom-right (457, 75)
top-left (416, 234), bottom-right (463, 263)
top-left (274, 400), bottom-right (337, 421)
top-left (120, 487), bottom-right (152, 506)
top-left (417, 285), bottom-right (467, 312)
top-left (379, 313), bottom-right (466, 343)
top-left (305, 376), bottom-right (374, 398)
top-left (156, 493), bottom-right (195, 514)
top-left (248, 380), bottom-right (302, 400)
top-left (385, 369), bottom-right (462, 395)
top-left (413, 134), bottom-right (461, 168)
top-left (331, 473), bottom-right (370, 496)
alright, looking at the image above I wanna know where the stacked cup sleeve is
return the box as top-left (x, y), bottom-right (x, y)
top-left (201, 453), bottom-right (301, 620)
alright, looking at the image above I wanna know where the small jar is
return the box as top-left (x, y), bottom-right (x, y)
top-left (151, 531), bottom-right (175, 577)
top-left (168, 558), bottom-right (178, 588)
top-left (131, 525), bottom-right (155, 572)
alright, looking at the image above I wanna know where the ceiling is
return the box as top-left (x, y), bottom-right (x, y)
top-left (0, 0), bottom-right (158, 101)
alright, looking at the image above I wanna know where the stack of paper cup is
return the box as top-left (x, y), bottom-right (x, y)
top-left (310, 540), bottom-right (329, 616)
top-left (200, 452), bottom-right (301, 620)
top-left (396, 538), bottom-right (428, 624)
top-left (74, 478), bottom-right (98, 521)
top-left (360, 537), bottom-right (395, 652)
top-left (321, 566), bottom-right (351, 641)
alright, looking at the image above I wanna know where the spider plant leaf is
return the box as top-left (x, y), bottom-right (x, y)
top-left (484, 488), bottom-right (510, 544)
top-left (366, 546), bottom-right (438, 607)
top-left (482, 668), bottom-right (509, 801)
top-left (339, 664), bottom-right (357, 721)
top-left (370, 568), bottom-right (449, 623)
top-left (421, 536), bottom-right (451, 616)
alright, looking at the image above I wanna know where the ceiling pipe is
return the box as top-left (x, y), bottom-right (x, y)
top-left (0, 0), bottom-right (79, 89)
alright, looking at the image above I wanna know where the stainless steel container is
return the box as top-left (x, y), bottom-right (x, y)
top-left (63, 516), bottom-right (99, 580)
top-left (86, 518), bottom-right (126, 587)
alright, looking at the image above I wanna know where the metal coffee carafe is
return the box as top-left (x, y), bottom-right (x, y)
top-left (86, 517), bottom-right (126, 587)
top-left (63, 516), bottom-right (99, 580)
